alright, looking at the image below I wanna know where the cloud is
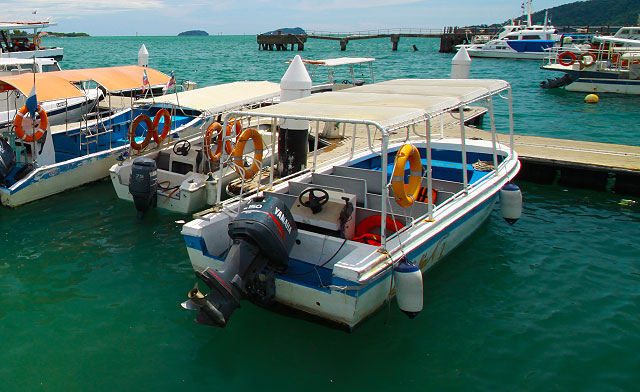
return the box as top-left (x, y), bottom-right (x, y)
top-left (254, 0), bottom-right (421, 11)
top-left (1, 0), bottom-right (166, 19)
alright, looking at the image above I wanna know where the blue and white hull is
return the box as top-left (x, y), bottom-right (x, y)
top-left (182, 138), bottom-right (520, 328)
top-left (1, 109), bottom-right (204, 207)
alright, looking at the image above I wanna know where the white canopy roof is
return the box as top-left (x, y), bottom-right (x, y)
top-left (242, 78), bottom-right (508, 129)
top-left (137, 81), bottom-right (280, 113)
top-left (300, 57), bottom-right (376, 67)
top-left (0, 21), bottom-right (56, 30)
top-left (593, 36), bottom-right (640, 46)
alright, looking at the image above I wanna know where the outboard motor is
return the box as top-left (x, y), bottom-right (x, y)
top-left (0, 138), bottom-right (16, 184)
top-left (191, 197), bottom-right (298, 327)
top-left (129, 157), bottom-right (157, 219)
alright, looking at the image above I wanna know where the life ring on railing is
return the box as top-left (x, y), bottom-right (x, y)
top-left (579, 52), bottom-right (597, 68)
top-left (151, 108), bottom-right (171, 144)
top-left (391, 144), bottom-right (423, 208)
top-left (204, 122), bottom-right (231, 161)
top-left (14, 105), bottom-right (48, 142)
top-left (129, 114), bottom-right (154, 150)
top-left (33, 36), bottom-right (42, 47)
top-left (231, 128), bottom-right (264, 179)
top-left (558, 51), bottom-right (577, 66)
top-left (353, 215), bottom-right (405, 246)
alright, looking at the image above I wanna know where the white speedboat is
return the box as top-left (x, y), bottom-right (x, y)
top-left (109, 81), bottom-right (281, 217)
top-left (0, 21), bottom-right (64, 60)
top-left (457, 1), bottom-right (564, 60)
top-left (180, 78), bottom-right (522, 330)
top-left (540, 35), bottom-right (640, 94)
top-left (0, 57), bottom-right (61, 76)
top-left (0, 65), bottom-right (183, 207)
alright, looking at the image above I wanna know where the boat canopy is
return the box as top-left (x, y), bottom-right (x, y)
top-left (0, 21), bottom-right (56, 30)
top-left (136, 81), bottom-right (280, 112)
top-left (299, 57), bottom-right (376, 67)
top-left (241, 79), bottom-right (509, 130)
top-left (0, 65), bottom-right (170, 101)
top-left (593, 36), bottom-right (640, 46)
top-left (0, 74), bottom-right (85, 100)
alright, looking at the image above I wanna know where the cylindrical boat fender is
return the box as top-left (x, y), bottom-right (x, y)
top-left (205, 173), bottom-right (218, 205)
top-left (393, 257), bottom-right (423, 319)
top-left (500, 182), bottom-right (522, 225)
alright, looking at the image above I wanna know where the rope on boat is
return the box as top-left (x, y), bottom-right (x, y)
top-left (472, 160), bottom-right (495, 171)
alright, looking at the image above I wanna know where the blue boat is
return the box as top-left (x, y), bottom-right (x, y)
top-left (0, 66), bottom-right (206, 207)
top-left (180, 78), bottom-right (522, 330)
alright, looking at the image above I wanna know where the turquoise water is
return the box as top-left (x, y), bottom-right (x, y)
top-left (1, 36), bottom-right (639, 391)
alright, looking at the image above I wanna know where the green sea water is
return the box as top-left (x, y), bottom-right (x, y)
top-left (1, 36), bottom-right (639, 391)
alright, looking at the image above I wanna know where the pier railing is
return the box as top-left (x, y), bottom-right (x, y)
top-left (306, 28), bottom-right (446, 37)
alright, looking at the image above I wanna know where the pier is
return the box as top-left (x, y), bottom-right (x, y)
top-left (257, 26), bottom-right (623, 53)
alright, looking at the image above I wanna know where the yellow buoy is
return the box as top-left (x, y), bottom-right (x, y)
top-left (585, 94), bottom-right (599, 103)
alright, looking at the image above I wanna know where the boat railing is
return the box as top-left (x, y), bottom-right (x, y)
top-left (544, 45), bottom-right (640, 72)
top-left (211, 83), bottom-right (515, 250)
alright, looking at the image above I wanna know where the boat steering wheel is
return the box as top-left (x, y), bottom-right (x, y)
top-left (298, 187), bottom-right (329, 214)
top-left (173, 140), bottom-right (191, 156)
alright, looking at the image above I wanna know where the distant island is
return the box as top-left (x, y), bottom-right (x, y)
top-left (45, 32), bottom-right (89, 37)
top-left (178, 30), bottom-right (209, 36)
top-left (261, 27), bottom-right (306, 35)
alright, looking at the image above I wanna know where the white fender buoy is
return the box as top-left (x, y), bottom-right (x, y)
top-left (394, 257), bottom-right (423, 319)
top-left (500, 183), bottom-right (522, 224)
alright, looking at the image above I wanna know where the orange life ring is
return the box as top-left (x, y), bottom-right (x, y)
top-left (579, 52), bottom-right (597, 68)
top-left (391, 144), bottom-right (422, 208)
top-left (353, 215), bottom-right (405, 246)
top-left (558, 51), bottom-right (577, 66)
top-left (151, 108), bottom-right (171, 144)
top-left (14, 105), bottom-right (48, 142)
top-left (231, 128), bottom-right (264, 179)
top-left (33, 36), bottom-right (42, 46)
top-left (204, 122), bottom-right (231, 162)
top-left (129, 114), bottom-right (154, 151)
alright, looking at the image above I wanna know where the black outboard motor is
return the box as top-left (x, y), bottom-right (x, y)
top-left (0, 138), bottom-right (16, 184)
top-left (129, 157), bottom-right (157, 219)
top-left (193, 197), bottom-right (298, 327)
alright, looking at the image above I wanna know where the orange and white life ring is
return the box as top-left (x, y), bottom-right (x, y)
top-left (151, 108), bottom-right (171, 144)
top-left (33, 36), bottom-right (42, 47)
top-left (353, 215), bottom-right (405, 246)
top-left (231, 128), bottom-right (264, 179)
top-left (391, 144), bottom-right (422, 208)
top-left (558, 51), bottom-right (577, 66)
top-left (129, 114), bottom-right (154, 151)
top-left (14, 105), bottom-right (48, 142)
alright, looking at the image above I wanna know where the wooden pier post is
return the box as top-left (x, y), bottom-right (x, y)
top-left (391, 35), bottom-right (400, 51)
top-left (340, 39), bottom-right (348, 51)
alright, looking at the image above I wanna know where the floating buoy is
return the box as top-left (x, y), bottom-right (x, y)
top-left (500, 183), bottom-right (522, 224)
top-left (585, 94), bottom-right (599, 104)
top-left (393, 257), bottom-right (423, 319)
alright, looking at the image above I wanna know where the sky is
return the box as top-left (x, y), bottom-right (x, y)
top-left (1, 0), bottom-right (578, 36)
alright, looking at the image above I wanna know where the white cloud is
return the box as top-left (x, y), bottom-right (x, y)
top-left (1, 0), bottom-right (166, 19)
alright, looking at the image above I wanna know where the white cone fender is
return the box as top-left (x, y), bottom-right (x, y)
top-left (500, 182), bottom-right (522, 225)
top-left (394, 257), bottom-right (423, 319)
